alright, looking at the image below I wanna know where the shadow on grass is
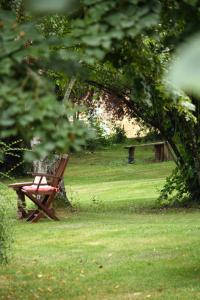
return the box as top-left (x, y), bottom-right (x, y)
top-left (68, 196), bottom-right (200, 216)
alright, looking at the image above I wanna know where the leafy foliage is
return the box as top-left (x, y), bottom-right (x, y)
top-left (71, 0), bottom-right (160, 61)
top-left (168, 33), bottom-right (200, 97)
top-left (158, 167), bottom-right (191, 206)
top-left (0, 9), bottom-right (90, 160)
top-left (0, 139), bottom-right (28, 177)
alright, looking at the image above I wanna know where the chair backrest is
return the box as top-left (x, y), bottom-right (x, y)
top-left (51, 154), bottom-right (69, 187)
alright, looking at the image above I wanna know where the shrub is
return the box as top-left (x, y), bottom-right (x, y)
top-left (86, 119), bottom-right (111, 151)
top-left (142, 129), bottom-right (162, 142)
top-left (135, 127), bottom-right (162, 143)
top-left (86, 121), bottom-right (128, 151)
top-left (158, 167), bottom-right (192, 207)
top-left (111, 125), bottom-right (127, 144)
top-left (0, 185), bottom-right (14, 264)
top-left (0, 140), bottom-right (19, 265)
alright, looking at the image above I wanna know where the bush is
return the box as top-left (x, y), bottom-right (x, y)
top-left (111, 125), bottom-right (127, 144)
top-left (86, 121), bottom-right (128, 151)
top-left (86, 119), bottom-right (111, 151)
top-left (158, 167), bottom-right (192, 207)
top-left (0, 185), bottom-right (14, 264)
top-left (0, 140), bottom-right (19, 264)
top-left (142, 129), bottom-right (162, 142)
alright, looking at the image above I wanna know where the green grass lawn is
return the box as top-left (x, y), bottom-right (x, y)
top-left (1, 145), bottom-right (200, 300)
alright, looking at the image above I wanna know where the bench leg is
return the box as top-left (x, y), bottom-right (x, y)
top-left (128, 147), bottom-right (135, 164)
top-left (154, 144), bottom-right (165, 162)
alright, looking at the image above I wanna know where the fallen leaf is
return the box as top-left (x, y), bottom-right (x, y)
top-left (133, 292), bottom-right (142, 296)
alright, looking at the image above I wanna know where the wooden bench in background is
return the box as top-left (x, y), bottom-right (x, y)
top-left (124, 141), bottom-right (172, 164)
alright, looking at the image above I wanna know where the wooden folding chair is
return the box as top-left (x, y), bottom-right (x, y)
top-left (9, 154), bottom-right (69, 223)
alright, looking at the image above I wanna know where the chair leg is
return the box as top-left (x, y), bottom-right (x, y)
top-left (23, 192), bottom-right (59, 222)
top-left (30, 208), bottom-right (59, 223)
top-left (31, 212), bottom-right (45, 223)
top-left (26, 209), bottom-right (39, 222)
top-left (26, 195), bottom-right (48, 222)
top-left (28, 198), bottom-right (59, 222)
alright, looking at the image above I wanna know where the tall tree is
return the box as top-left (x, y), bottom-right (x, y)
top-left (49, 0), bottom-right (200, 205)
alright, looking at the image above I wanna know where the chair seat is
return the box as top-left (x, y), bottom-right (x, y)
top-left (22, 185), bottom-right (59, 194)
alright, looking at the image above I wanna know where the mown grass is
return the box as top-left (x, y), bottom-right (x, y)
top-left (1, 145), bottom-right (200, 300)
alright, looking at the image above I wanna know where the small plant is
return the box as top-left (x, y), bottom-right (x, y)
top-left (158, 167), bottom-right (191, 207)
top-left (89, 195), bottom-right (106, 212)
top-left (67, 187), bottom-right (81, 211)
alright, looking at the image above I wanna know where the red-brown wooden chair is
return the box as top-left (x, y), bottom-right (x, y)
top-left (9, 154), bottom-right (69, 223)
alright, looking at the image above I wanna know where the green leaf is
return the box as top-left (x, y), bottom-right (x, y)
top-left (82, 36), bottom-right (102, 47)
top-left (25, 0), bottom-right (80, 15)
top-left (167, 34), bottom-right (200, 97)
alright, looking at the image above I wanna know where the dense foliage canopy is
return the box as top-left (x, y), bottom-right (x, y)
top-left (0, 2), bottom-right (90, 161)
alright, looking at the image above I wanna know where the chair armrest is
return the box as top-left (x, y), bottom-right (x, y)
top-left (8, 182), bottom-right (33, 189)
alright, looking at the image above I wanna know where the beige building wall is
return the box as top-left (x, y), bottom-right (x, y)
top-left (98, 106), bottom-right (146, 138)
top-left (118, 118), bottom-right (144, 138)
top-left (80, 103), bottom-right (146, 138)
